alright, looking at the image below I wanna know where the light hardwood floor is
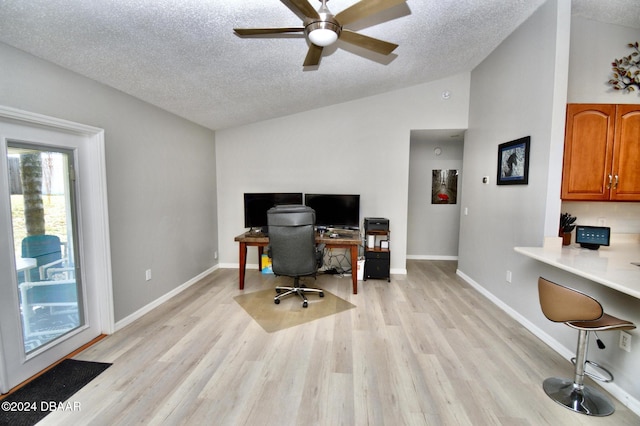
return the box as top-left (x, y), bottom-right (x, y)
top-left (42, 261), bottom-right (639, 425)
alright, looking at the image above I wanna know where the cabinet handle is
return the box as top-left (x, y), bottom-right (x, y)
top-left (607, 174), bottom-right (612, 189)
top-left (614, 175), bottom-right (619, 189)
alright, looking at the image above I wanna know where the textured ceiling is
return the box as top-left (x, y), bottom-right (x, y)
top-left (0, 0), bottom-right (638, 131)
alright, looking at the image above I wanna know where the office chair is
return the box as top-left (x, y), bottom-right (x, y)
top-left (537, 277), bottom-right (635, 416)
top-left (266, 205), bottom-right (324, 308)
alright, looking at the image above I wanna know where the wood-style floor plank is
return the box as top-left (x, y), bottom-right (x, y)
top-left (40, 261), bottom-right (639, 425)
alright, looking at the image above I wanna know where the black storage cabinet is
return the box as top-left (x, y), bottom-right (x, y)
top-left (363, 218), bottom-right (390, 282)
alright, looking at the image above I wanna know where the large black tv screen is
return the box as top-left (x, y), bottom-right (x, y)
top-left (244, 193), bottom-right (303, 228)
top-left (304, 194), bottom-right (360, 229)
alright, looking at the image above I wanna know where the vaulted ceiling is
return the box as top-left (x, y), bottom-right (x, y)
top-left (0, 1), bottom-right (638, 130)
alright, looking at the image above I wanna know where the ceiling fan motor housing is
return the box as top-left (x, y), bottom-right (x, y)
top-left (304, 14), bottom-right (341, 46)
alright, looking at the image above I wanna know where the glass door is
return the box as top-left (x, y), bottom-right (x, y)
top-left (8, 143), bottom-right (83, 354)
top-left (0, 112), bottom-right (108, 394)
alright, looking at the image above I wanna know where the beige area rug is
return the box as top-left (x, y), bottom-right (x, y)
top-left (234, 287), bottom-right (356, 333)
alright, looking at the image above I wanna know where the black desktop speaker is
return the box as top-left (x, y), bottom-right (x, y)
top-left (364, 217), bottom-right (389, 232)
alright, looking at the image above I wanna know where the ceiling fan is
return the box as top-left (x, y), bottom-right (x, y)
top-left (234, 0), bottom-right (407, 67)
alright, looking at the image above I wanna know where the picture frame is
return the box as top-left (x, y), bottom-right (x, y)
top-left (431, 169), bottom-right (458, 204)
top-left (380, 240), bottom-right (389, 250)
top-left (497, 136), bottom-right (530, 185)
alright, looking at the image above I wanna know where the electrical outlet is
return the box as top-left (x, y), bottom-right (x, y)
top-left (506, 270), bottom-right (512, 283)
top-left (619, 331), bottom-right (632, 352)
top-left (145, 269), bottom-right (152, 281)
top-left (214, 251), bottom-right (218, 260)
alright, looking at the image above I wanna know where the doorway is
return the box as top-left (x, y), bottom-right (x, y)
top-left (0, 106), bottom-right (113, 393)
top-left (407, 129), bottom-right (465, 259)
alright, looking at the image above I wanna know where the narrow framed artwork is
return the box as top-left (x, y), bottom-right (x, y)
top-left (497, 136), bottom-right (530, 185)
top-left (431, 169), bottom-right (458, 204)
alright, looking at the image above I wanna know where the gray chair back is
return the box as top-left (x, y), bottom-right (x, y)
top-left (267, 205), bottom-right (317, 277)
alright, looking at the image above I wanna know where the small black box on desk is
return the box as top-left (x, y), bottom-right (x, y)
top-left (364, 217), bottom-right (389, 231)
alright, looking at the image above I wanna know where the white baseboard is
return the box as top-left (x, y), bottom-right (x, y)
top-left (114, 264), bottom-right (219, 331)
top-left (407, 255), bottom-right (458, 260)
top-left (219, 262), bottom-right (256, 269)
top-left (456, 269), bottom-right (640, 417)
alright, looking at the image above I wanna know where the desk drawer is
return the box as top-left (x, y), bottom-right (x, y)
top-left (365, 251), bottom-right (390, 261)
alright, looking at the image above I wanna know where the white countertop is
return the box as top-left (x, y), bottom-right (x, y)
top-left (515, 236), bottom-right (640, 299)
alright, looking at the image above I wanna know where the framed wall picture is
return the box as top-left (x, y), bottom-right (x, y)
top-left (431, 169), bottom-right (458, 204)
top-left (497, 136), bottom-right (530, 185)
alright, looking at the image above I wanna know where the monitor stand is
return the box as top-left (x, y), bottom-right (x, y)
top-left (579, 243), bottom-right (601, 250)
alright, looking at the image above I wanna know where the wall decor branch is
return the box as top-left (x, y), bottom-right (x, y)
top-left (609, 42), bottom-right (640, 94)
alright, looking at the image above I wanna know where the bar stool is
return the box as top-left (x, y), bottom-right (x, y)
top-left (537, 277), bottom-right (635, 416)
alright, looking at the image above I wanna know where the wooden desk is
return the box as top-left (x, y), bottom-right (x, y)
top-left (234, 231), bottom-right (361, 294)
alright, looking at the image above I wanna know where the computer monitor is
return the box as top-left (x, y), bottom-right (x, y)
top-left (304, 194), bottom-right (360, 229)
top-left (243, 193), bottom-right (303, 229)
top-left (575, 225), bottom-right (610, 250)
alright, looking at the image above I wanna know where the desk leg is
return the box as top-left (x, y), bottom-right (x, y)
top-left (350, 245), bottom-right (358, 294)
top-left (239, 242), bottom-right (247, 290)
top-left (258, 246), bottom-right (264, 271)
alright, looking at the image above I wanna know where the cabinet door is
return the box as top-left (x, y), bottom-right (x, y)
top-left (561, 104), bottom-right (615, 200)
top-left (611, 105), bottom-right (640, 201)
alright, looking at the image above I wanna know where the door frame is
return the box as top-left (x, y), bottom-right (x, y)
top-left (0, 105), bottom-right (114, 392)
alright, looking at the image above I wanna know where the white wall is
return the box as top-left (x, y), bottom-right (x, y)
top-left (0, 42), bottom-right (218, 322)
top-left (459, 0), bottom-right (640, 408)
top-left (568, 17), bottom-right (640, 104)
top-left (407, 131), bottom-right (464, 258)
top-left (216, 74), bottom-right (471, 274)
top-left (459, 0), bottom-right (566, 291)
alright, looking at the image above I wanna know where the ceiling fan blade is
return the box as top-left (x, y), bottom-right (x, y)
top-left (282, 0), bottom-right (320, 20)
top-left (303, 44), bottom-right (323, 66)
top-left (234, 27), bottom-right (304, 36)
top-left (335, 0), bottom-right (406, 26)
top-left (339, 29), bottom-right (398, 55)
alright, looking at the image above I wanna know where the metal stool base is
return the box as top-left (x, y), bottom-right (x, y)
top-left (543, 377), bottom-right (614, 416)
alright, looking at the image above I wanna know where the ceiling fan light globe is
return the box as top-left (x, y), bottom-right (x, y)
top-left (308, 28), bottom-right (338, 47)
top-left (305, 18), bottom-right (340, 47)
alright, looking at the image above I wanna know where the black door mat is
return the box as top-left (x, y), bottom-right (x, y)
top-left (0, 359), bottom-right (111, 426)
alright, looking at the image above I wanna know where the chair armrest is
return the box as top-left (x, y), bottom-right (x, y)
top-left (38, 258), bottom-right (66, 280)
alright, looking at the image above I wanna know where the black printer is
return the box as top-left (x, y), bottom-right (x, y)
top-left (364, 217), bottom-right (389, 232)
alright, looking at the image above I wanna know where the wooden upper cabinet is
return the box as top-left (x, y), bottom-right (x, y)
top-left (561, 104), bottom-right (640, 201)
top-left (612, 105), bottom-right (640, 200)
top-left (561, 104), bottom-right (615, 200)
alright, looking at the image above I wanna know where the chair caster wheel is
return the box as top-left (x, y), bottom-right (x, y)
top-left (319, 292), bottom-right (324, 297)
top-left (303, 301), bottom-right (308, 308)
top-left (274, 298), bottom-right (280, 304)
top-left (275, 289), bottom-right (281, 294)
